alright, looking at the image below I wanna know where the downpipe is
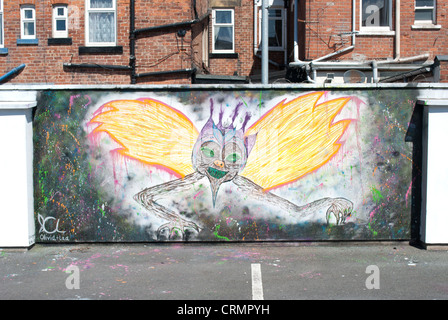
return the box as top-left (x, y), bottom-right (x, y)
top-left (0, 64), bottom-right (26, 83)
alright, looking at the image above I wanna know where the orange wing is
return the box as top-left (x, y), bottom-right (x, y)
top-left (89, 98), bottom-right (199, 178)
top-left (240, 92), bottom-right (352, 191)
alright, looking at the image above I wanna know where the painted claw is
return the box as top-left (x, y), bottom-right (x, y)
top-left (157, 220), bottom-right (202, 240)
top-left (325, 198), bottom-right (353, 226)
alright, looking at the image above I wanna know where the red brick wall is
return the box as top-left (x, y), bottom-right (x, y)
top-left (0, 0), bottom-right (203, 84)
top-left (301, 0), bottom-right (447, 62)
top-left (399, 0), bottom-right (445, 61)
top-left (2, 0), bottom-right (445, 84)
top-left (133, 0), bottom-right (194, 84)
top-left (207, 1), bottom-right (254, 77)
top-left (439, 62), bottom-right (448, 82)
top-left (0, 0), bottom-right (289, 84)
top-left (1, 0), bottom-right (130, 84)
top-left (207, 0), bottom-right (283, 78)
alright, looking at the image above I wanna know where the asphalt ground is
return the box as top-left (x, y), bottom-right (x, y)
top-left (0, 242), bottom-right (447, 307)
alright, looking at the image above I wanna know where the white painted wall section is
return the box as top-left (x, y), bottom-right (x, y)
top-left (0, 91), bottom-right (37, 247)
top-left (420, 100), bottom-right (448, 245)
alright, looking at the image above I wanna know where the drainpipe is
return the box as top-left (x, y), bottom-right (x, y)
top-left (132, 12), bottom-right (209, 35)
top-left (372, 60), bottom-right (378, 83)
top-left (395, 0), bottom-right (400, 60)
top-left (290, 0), bottom-right (314, 82)
top-left (261, 0), bottom-right (269, 84)
top-left (376, 54), bottom-right (430, 65)
top-left (0, 64), bottom-right (26, 83)
top-left (135, 67), bottom-right (196, 78)
top-left (63, 63), bottom-right (131, 70)
top-left (254, 2), bottom-right (258, 56)
top-left (292, 0), bottom-right (302, 64)
top-left (130, 0), bottom-right (136, 84)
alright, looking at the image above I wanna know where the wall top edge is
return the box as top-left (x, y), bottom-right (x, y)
top-left (417, 99), bottom-right (448, 106)
top-left (1, 83), bottom-right (448, 91)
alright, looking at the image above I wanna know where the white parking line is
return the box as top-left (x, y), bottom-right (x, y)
top-left (251, 263), bottom-right (264, 300)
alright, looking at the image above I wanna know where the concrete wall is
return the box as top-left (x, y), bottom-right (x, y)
top-left (0, 91), bottom-right (36, 247)
top-left (26, 84), bottom-right (434, 243)
top-left (0, 84), bottom-right (446, 247)
top-left (419, 99), bottom-right (448, 246)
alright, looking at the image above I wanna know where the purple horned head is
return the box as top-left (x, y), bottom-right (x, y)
top-left (192, 99), bottom-right (257, 206)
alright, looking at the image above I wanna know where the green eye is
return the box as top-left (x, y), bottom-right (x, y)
top-left (225, 153), bottom-right (241, 163)
top-left (201, 147), bottom-right (215, 158)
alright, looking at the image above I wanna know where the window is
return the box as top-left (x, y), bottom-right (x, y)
top-left (267, 9), bottom-right (285, 49)
top-left (258, 7), bottom-right (286, 50)
top-left (86, 0), bottom-right (116, 46)
top-left (212, 9), bottom-right (234, 53)
top-left (0, 0), bottom-right (3, 47)
top-left (361, 0), bottom-right (392, 31)
top-left (415, 0), bottom-right (436, 24)
top-left (20, 5), bottom-right (36, 39)
top-left (53, 5), bottom-right (68, 38)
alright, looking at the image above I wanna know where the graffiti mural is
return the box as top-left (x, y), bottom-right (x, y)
top-left (33, 89), bottom-right (417, 242)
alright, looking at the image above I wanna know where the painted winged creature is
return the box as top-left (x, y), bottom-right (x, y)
top-left (89, 92), bottom-right (353, 239)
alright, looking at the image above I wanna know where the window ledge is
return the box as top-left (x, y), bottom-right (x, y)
top-left (79, 46), bottom-right (123, 55)
top-left (48, 38), bottom-right (72, 45)
top-left (17, 39), bottom-right (39, 45)
top-left (210, 53), bottom-right (238, 59)
top-left (358, 31), bottom-right (395, 36)
top-left (411, 24), bottom-right (441, 30)
top-left (0, 48), bottom-right (8, 55)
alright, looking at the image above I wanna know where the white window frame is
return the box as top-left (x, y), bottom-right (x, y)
top-left (52, 4), bottom-right (68, 38)
top-left (257, 6), bottom-right (286, 51)
top-left (20, 5), bottom-right (36, 40)
top-left (0, 0), bottom-right (4, 47)
top-left (360, 0), bottom-right (393, 33)
top-left (212, 8), bottom-right (235, 54)
top-left (414, 0), bottom-right (436, 25)
top-left (85, 0), bottom-right (117, 47)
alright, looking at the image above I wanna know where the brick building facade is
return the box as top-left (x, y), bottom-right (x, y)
top-left (292, 0), bottom-right (448, 83)
top-left (301, 0), bottom-right (445, 62)
top-left (0, 0), bottom-right (211, 84)
top-left (0, 0), bottom-right (446, 84)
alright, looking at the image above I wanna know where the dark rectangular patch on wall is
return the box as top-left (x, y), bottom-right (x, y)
top-left (79, 46), bottom-right (123, 55)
